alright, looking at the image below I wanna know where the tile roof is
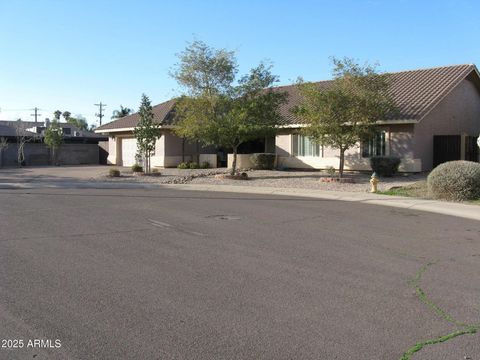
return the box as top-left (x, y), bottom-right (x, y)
top-left (96, 99), bottom-right (176, 131)
top-left (96, 64), bottom-right (477, 131)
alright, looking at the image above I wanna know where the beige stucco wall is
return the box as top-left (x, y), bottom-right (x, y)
top-left (103, 129), bottom-right (217, 168)
top-left (275, 124), bottom-right (421, 172)
top-left (227, 154), bottom-right (255, 169)
top-left (413, 78), bottom-right (480, 170)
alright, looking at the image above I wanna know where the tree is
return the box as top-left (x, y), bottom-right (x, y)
top-left (292, 57), bottom-right (397, 178)
top-left (111, 105), bottom-right (133, 119)
top-left (53, 110), bottom-right (62, 120)
top-left (0, 137), bottom-right (8, 167)
top-left (44, 120), bottom-right (64, 165)
top-left (15, 120), bottom-right (35, 166)
top-left (172, 40), bottom-right (286, 175)
top-left (62, 111), bottom-right (71, 121)
top-left (133, 94), bottom-right (160, 174)
top-left (67, 115), bottom-right (88, 131)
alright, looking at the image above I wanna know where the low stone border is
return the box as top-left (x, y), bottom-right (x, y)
top-left (320, 177), bottom-right (355, 183)
top-left (214, 173), bottom-right (249, 180)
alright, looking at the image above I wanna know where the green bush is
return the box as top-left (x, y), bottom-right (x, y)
top-left (132, 164), bottom-right (143, 172)
top-left (109, 168), bottom-right (120, 177)
top-left (177, 162), bottom-right (189, 169)
top-left (325, 166), bottom-right (336, 176)
top-left (427, 161), bottom-right (480, 201)
top-left (200, 161), bottom-right (210, 169)
top-left (189, 162), bottom-right (199, 169)
top-left (250, 153), bottom-right (276, 170)
top-left (370, 156), bottom-right (401, 177)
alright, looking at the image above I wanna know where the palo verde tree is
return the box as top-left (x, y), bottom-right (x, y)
top-left (133, 94), bottom-right (160, 174)
top-left (172, 40), bottom-right (286, 175)
top-left (44, 119), bottom-right (64, 165)
top-left (292, 57), bottom-right (397, 178)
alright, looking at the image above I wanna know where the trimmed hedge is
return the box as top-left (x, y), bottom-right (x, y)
top-left (132, 164), bottom-right (143, 172)
top-left (109, 168), bottom-right (120, 177)
top-left (370, 156), bottom-right (401, 177)
top-left (427, 160), bottom-right (480, 201)
top-left (250, 153), bottom-right (276, 170)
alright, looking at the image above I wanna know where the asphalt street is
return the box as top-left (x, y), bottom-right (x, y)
top-left (0, 187), bottom-right (479, 360)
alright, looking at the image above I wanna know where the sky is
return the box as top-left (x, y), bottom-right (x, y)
top-left (1, 0), bottom-right (479, 127)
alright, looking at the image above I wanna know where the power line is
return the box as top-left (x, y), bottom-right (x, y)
top-left (94, 102), bottom-right (107, 126)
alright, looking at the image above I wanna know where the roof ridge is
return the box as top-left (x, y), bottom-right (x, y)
top-left (272, 64), bottom-right (474, 89)
top-left (380, 63), bottom-right (473, 75)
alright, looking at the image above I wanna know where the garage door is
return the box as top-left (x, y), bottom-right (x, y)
top-left (121, 138), bottom-right (137, 167)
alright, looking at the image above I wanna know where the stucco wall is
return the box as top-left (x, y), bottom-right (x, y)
top-left (0, 143), bottom-right (99, 166)
top-left (227, 154), bottom-right (255, 169)
top-left (413, 78), bottom-right (480, 170)
top-left (388, 124), bottom-right (415, 159)
top-left (274, 124), bottom-right (420, 172)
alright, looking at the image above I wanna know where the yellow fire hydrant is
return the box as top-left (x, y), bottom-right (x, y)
top-left (370, 172), bottom-right (379, 193)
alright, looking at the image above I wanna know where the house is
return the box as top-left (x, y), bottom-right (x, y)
top-left (95, 64), bottom-right (480, 172)
top-left (0, 120), bottom-right (108, 166)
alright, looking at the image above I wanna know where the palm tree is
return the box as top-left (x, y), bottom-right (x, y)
top-left (62, 111), bottom-right (71, 121)
top-left (111, 105), bottom-right (133, 119)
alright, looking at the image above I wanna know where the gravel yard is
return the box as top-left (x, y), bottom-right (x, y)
top-left (190, 169), bottom-right (427, 192)
top-left (99, 168), bottom-right (427, 192)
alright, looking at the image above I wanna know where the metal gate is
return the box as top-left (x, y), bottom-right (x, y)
top-left (433, 135), bottom-right (461, 167)
top-left (465, 136), bottom-right (479, 162)
top-left (433, 135), bottom-right (479, 167)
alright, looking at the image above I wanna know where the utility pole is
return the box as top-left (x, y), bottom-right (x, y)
top-left (30, 107), bottom-right (41, 123)
top-left (94, 102), bottom-right (107, 126)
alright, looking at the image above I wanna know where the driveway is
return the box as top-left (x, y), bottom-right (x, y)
top-left (0, 187), bottom-right (478, 359)
top-left (0, 165), bottom-right (111, 182)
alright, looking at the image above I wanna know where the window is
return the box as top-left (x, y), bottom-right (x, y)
top-left (292, 134), bottom-right (321, 157)
top-left (361, 131), bottom-right (386, 157)
top-left (63, 128), bottom-right (71, 135)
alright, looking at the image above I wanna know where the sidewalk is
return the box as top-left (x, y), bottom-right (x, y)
top-left (1, 179), bottom-right (478, 221)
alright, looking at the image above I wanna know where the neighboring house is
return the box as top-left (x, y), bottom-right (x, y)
top-left (95, 64), bottom-right (480, 172)
top-left (0, 120), bottom-right (108, 166)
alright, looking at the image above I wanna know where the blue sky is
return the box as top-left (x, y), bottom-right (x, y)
top-left (1, 0), bottom-right (479, 126)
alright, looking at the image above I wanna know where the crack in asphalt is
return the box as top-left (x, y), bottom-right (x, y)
top-left (399, 261), bottom-right (480, 360)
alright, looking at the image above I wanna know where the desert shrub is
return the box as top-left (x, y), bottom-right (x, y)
top-left (325, 166), bottom-right (336, 176)
top-left (370, 156), bottom-right (401, 177)
top-left (109, 168), bottom-right (120, 177)
top-left (250, 153), bottom-right (276, 170)
top-left (177, 162), bottom-right (189, 169)
top-left (427, 161), bottom-right (480, 201)
top-left (132, 163), bottom-right (143, 172)
top-left (200, 161), bottom-right (210, 169)
top-left (189, 162), bottom-right (199, 169)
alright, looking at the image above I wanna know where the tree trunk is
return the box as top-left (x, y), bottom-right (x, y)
top-left (145, 150), bottom-right (150, 174)
top-left (181, 138), bottom-right (185, 163)
top-left (231, 146), bottom-right (238, 176)
top-left (338, 148), bottom-right (345, 178)
top-left (196, 140), bottom-right (200, 164)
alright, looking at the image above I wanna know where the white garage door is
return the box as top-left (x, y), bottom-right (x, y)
top-left (121, 138), bottom-right (137, 167)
